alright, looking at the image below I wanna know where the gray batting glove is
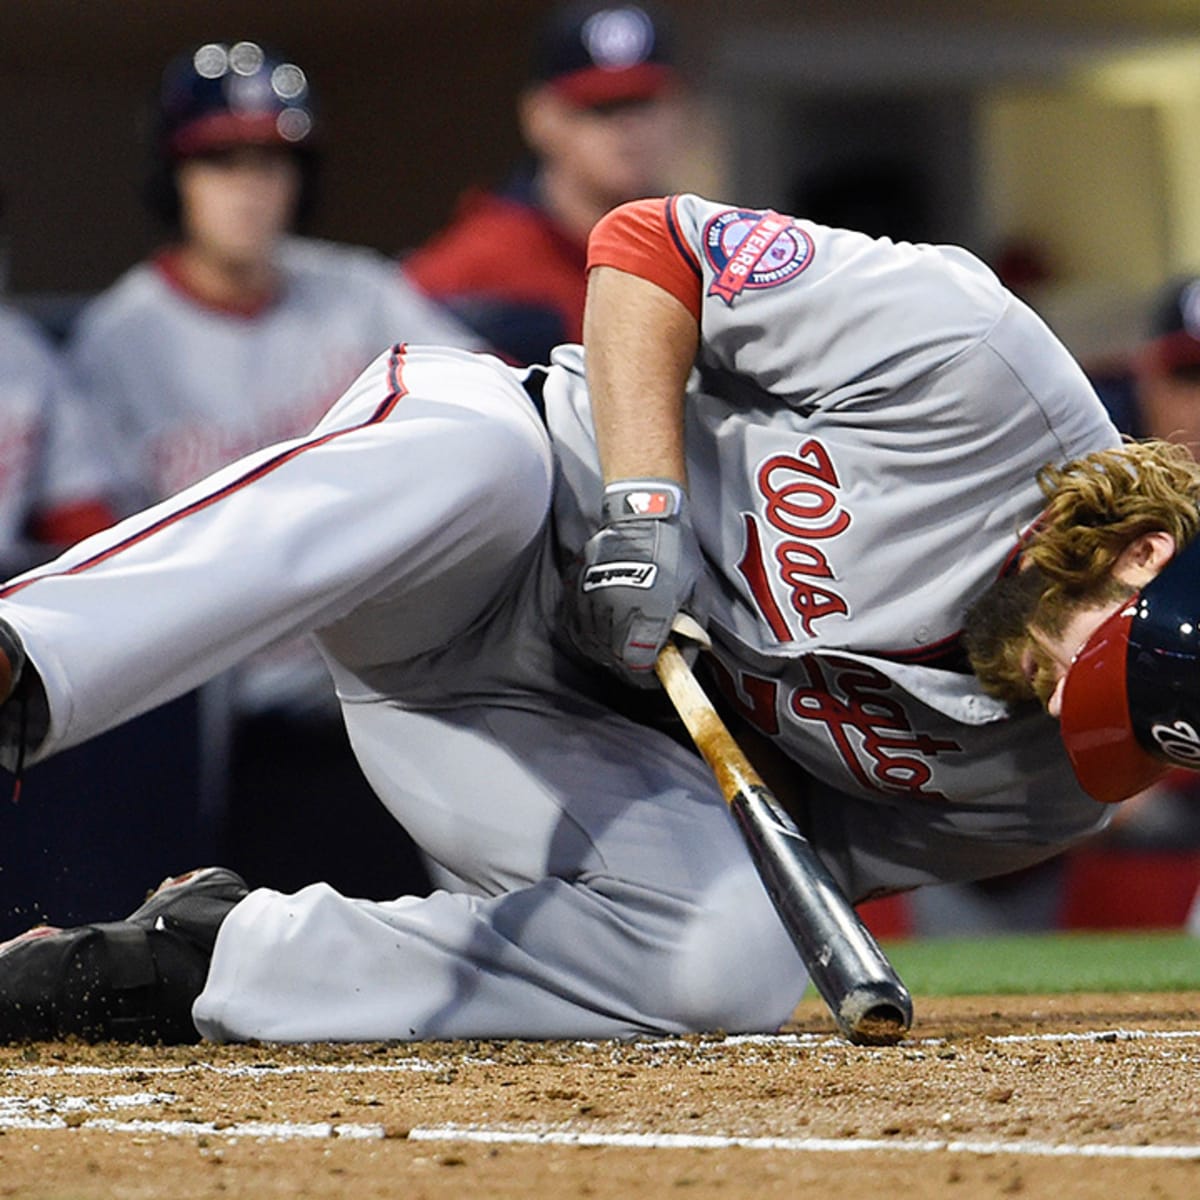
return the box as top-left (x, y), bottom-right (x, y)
top-left (569, 479), bottom-right (704, 688)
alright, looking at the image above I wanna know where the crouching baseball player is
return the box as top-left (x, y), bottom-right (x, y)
top-left (0, 193), bottom-right (1179, 1045)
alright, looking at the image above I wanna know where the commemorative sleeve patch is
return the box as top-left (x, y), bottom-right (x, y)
top-left (703, 209), bottom-right (814, 305)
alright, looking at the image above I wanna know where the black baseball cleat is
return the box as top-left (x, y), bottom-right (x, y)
top-left (0, 867), bottom-right (248, 1045)
top-left (125, 867), bottom-right (249, 954)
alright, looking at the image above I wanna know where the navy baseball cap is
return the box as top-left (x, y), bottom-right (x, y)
top-left (531, 3), bottom-right (678, 109)
top-left (1140, 276), bottom-right (1200, 375)
top-left (1058, 534), bottom-right (1200, 803)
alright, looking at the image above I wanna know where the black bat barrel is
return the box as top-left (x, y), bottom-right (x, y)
top-left (731, 785), bottom-right (913, 1045)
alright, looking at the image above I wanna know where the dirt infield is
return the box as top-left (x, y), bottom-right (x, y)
top-left (2, 992), bottom-right (1199, 1199)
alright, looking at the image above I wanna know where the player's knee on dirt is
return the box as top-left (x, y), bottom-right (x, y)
top-left (554, 863), bottom-right (805, 1036)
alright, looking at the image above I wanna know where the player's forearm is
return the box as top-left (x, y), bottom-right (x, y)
top-left (583, 265), bottom-right (698, 487)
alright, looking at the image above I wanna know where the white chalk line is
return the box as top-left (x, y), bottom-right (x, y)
top-left (0, 1113), bottom-right (385, 1141)
top-left (2, 1058), bottom-right (466, 1080)
top-left (406, 1127), bottom-right (1200, 1161)
top-left (0, 1091), bottom-right (174, 1116)
top-left (986, 1028), bottom-right (1200, 1045)
top-left (657, 1027), bottom-right (1200, 1050)
top-left (0, 1112), bottom-right (1197, 1161)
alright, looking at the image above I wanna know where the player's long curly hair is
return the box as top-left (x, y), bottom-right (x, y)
top-left (964, 439), bottom-right (1200, 705)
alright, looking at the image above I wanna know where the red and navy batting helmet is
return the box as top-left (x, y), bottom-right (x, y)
top-left (144, 40), bottom-right (319, 226)
top-left (1059, 534), bottom-right (1200, 803)
top-left (157, 40), bottom-right (315, 160)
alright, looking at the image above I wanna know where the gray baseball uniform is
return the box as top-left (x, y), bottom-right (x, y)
top-left (0, 195), bottom-right (1118, 1042)
top-left (68, 236), bottom-right (485, 503)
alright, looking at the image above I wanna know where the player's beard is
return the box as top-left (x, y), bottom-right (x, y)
top-left (962, 566), bottom-right (1136, 708)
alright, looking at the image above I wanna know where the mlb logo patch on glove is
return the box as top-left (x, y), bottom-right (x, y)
top-left (611, 485), bottom-right (680, 519)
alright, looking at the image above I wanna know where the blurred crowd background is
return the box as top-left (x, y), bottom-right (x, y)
top-left (3, 0), bottom-right (1200, 940)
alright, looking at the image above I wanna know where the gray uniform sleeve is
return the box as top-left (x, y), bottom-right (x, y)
top-left (667, 192), bottom-right (1010, 412)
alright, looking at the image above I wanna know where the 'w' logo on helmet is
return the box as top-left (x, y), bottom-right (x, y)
top-left (1151, 719), bottom-right (1200, 764)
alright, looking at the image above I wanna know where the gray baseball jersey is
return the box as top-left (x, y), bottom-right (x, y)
top-left (0, 195), bottom-right (1119, 1041)
top-left (553, 194), bottom-right (1123, 885)
top-left (69, 236), bottom-right (485, 502)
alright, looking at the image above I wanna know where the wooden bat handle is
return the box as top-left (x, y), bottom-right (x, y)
top-left (655, 642), bottom-right (763, 804)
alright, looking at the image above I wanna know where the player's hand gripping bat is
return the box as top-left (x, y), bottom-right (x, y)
top-left (655, 626), bottom-right (913, 1045)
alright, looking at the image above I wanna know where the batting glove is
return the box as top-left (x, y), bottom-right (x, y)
top-left (569, 479), bottom-right (704, 688)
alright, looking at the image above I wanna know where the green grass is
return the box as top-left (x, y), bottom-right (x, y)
top-left (878, 931), bottom-right (1200, 995)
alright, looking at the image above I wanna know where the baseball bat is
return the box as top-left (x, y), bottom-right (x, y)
top-left (655, 640), bottom-right (913, 1045)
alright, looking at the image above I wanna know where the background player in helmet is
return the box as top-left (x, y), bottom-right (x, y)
top-left (66, 40), bottom-right (484, 901)
top-left (1091, 276), bottom-right (1200, 455)
top-left (0, 191), bottom-right (1157, 1046)
top-left (1122, 276), bottom-right (1200, 457)
top-left (72, 39), bottom-right (483, 508)
top-left (403, 2), bottom-right (684, 365)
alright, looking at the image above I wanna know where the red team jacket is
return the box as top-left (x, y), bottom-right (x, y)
top-left (403, 178), bottom-right (588, 367)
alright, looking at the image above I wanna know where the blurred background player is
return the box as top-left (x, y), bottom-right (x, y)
top-left (0, 179), bottom-right (118, 575)
top-left (66, 40), bottom-right (483, 900)
top-left (0, 308), bottom-right (117, 579)
top-left (1120, 276), bottom-right (1200, 454)
top-left (402, 2), bottom-right (683, 365)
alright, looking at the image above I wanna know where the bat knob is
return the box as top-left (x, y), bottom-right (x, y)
top-left (838, 982), bottom-right (913, 1046)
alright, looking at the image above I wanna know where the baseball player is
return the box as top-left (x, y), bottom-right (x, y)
top-left (70, 39), bottom-right (484, 510)
top-left (0, 192), bottom-right (1129, 1044)
top-left (403, 2), bottom-right (682, 364)
top-left (65, 40), bottom-right (486, 896)
top-left (0, 303), bottom-right (118, 576)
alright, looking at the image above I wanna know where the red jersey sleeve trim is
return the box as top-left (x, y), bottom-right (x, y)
top-left (587, 197), bottom-right (702, 322)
